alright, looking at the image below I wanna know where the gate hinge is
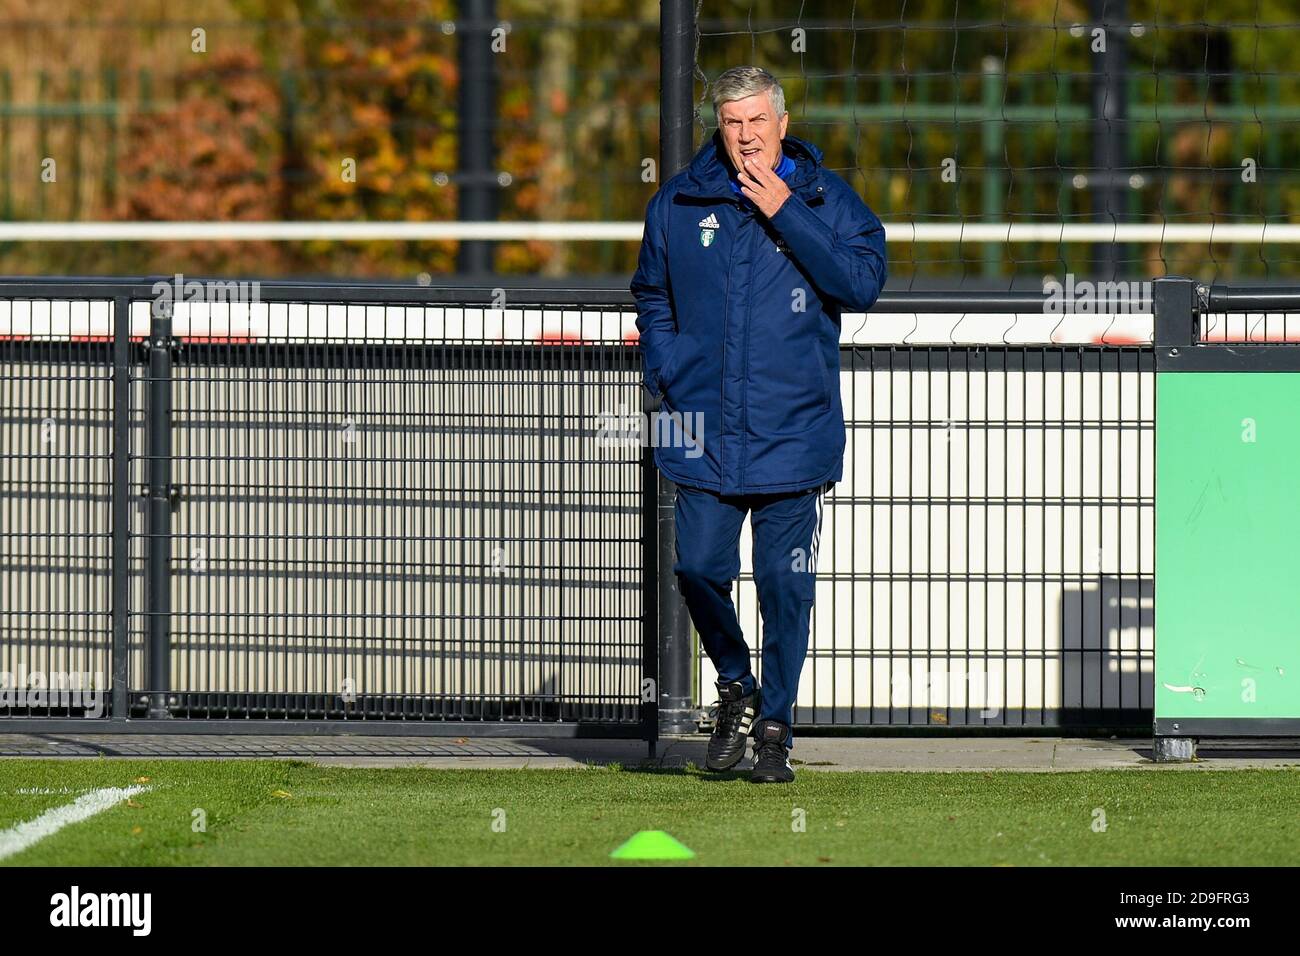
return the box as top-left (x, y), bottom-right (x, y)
top-left (1194, 283), bottom-right (1210, 312)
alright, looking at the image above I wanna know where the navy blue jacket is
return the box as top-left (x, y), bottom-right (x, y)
top-left (631, 130), bottom-right (887, 495)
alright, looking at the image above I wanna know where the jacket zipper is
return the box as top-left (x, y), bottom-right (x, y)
top-left (739, 207), bottom-right (754, 492)
top-left (679, 174), bottom-right (817, 493)
top-left (719, 200), bottom-right (738, 491)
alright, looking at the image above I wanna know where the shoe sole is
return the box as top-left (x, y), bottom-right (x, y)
top-left (704, 743), bottom-right (749, 772)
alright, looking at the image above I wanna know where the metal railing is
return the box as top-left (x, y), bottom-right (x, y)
top-left (0, 280), bottom-right (655, 739)
top-left (4, 275), bottom-right (1291, 740)
top-left (752, 289), bottom-right (1158, 733)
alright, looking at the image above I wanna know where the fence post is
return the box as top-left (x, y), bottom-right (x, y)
top-left (1152, 275), bottom-right (1197, 360)
top-left (144, 294), bottom-right (174, 719)
top-left (641, 433), bottom-right (660, 752)
top-left (110, 295), bottom-right (132, 721)
top-left (456, 0), bottom-right (498, 275)
top-left (656, 0), bottom-right (698, 736)
top-left (1151, 275), bottom-right (1195, 761)
top-left (981, 56), bottom-right (1004, 277)
top-left (1090, 0), bottom-right (1129, 277)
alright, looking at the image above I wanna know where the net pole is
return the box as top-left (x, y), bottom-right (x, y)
top-left (654, 0), bottom-right (697, 737)
top-left (456, 0), bottom-right (498, 276)
top-left (1091, 0), bottom-right (1130, 278)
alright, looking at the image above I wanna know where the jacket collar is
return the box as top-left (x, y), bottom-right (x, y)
top-left (679, 128), bottom-right (824, 201)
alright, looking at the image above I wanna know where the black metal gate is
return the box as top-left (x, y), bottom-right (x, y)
top-left (0, 280), bottom-right (656, 740)
top-left (0, 278), bottom-right (1205, 738)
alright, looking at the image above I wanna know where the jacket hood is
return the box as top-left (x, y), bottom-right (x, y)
top-left (683, 128), bottom-right (824, 198)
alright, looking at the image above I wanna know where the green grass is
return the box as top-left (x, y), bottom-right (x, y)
top-left (1, 759), bottom-right (1297, 866)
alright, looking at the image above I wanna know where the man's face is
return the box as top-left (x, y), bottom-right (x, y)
top-left (717, 91), bottom-right (789, 178)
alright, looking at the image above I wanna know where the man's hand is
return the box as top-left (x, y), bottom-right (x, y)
top-left (737, 157), bottom-right (792, 218)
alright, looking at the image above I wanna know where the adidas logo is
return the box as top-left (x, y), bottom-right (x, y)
top-left (697, 213), bottom-right (721, 229)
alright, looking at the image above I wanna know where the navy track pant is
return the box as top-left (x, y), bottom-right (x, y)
top-left (672, 480), bottom-right (829, 750)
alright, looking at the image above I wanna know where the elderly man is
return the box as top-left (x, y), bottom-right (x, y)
top-left (631, 65), bottom-right (887, 782)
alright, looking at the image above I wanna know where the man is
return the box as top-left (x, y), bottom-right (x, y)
top-left (631, 65), bottom-right (887, 783)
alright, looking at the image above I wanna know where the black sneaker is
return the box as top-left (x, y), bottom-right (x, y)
top-left (704, 680), bottom-right (761, 771)
top-left (749, 719), bottom-right (795, 784)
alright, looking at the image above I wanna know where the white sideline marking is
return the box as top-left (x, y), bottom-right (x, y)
top-left (0, 786), bottom-right (149, 861)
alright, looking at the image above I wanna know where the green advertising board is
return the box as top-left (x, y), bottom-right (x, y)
top-left (1155, 370), bottom-right (1300, 743)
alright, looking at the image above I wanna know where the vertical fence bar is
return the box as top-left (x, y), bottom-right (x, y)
top-left (656, 0), bottom-right (697, 735)
top-left (110, 295), bottom-right (131, 721)
top-left (456, 0), bottom-right (499, 275)
top-left (981, 56), bottom-right (1004, 277)
top-left (145, 297), bottom-right (173, 718)
top-left (1151, 275), bottom-right (1194, 753)
top-left (1153, 276), bottom-right (1197, 357)
top-left (1090, 0), bottom-right (1128, 277)
top-left (0, 71), bottom-right (10, 219)
top-left (641, 398), bottom-right (660, 751)
top-left (103, 67), bottom-right (118, 210)
top-left (36, 70), bottom-right (48, 220)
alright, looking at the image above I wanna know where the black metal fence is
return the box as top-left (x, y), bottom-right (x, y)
top-left (751, 293), bottom-right (1156, 732)
top-left (7, 6), bottom-right (1300, 748)
top-left (0, 280), bottom-right (655, 738)
top-left (8, 276), bottom-right (1289, 740)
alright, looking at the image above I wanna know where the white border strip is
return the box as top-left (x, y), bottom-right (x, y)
top-left (0, 785), bottom-right (149, 861)
top-left (0, 301), bottom-right (1157, 344)
top-left (1, 221), bottom-right (1298, 243)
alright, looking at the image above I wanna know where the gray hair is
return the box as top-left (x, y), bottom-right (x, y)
top-left (711, 65), bottom-right (786, 122)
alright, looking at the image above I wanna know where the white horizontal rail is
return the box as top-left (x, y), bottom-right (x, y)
top-left (0, 300), bottom-right (1160, 344)
top-left (2, 221), bottom-right (1300, 243)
